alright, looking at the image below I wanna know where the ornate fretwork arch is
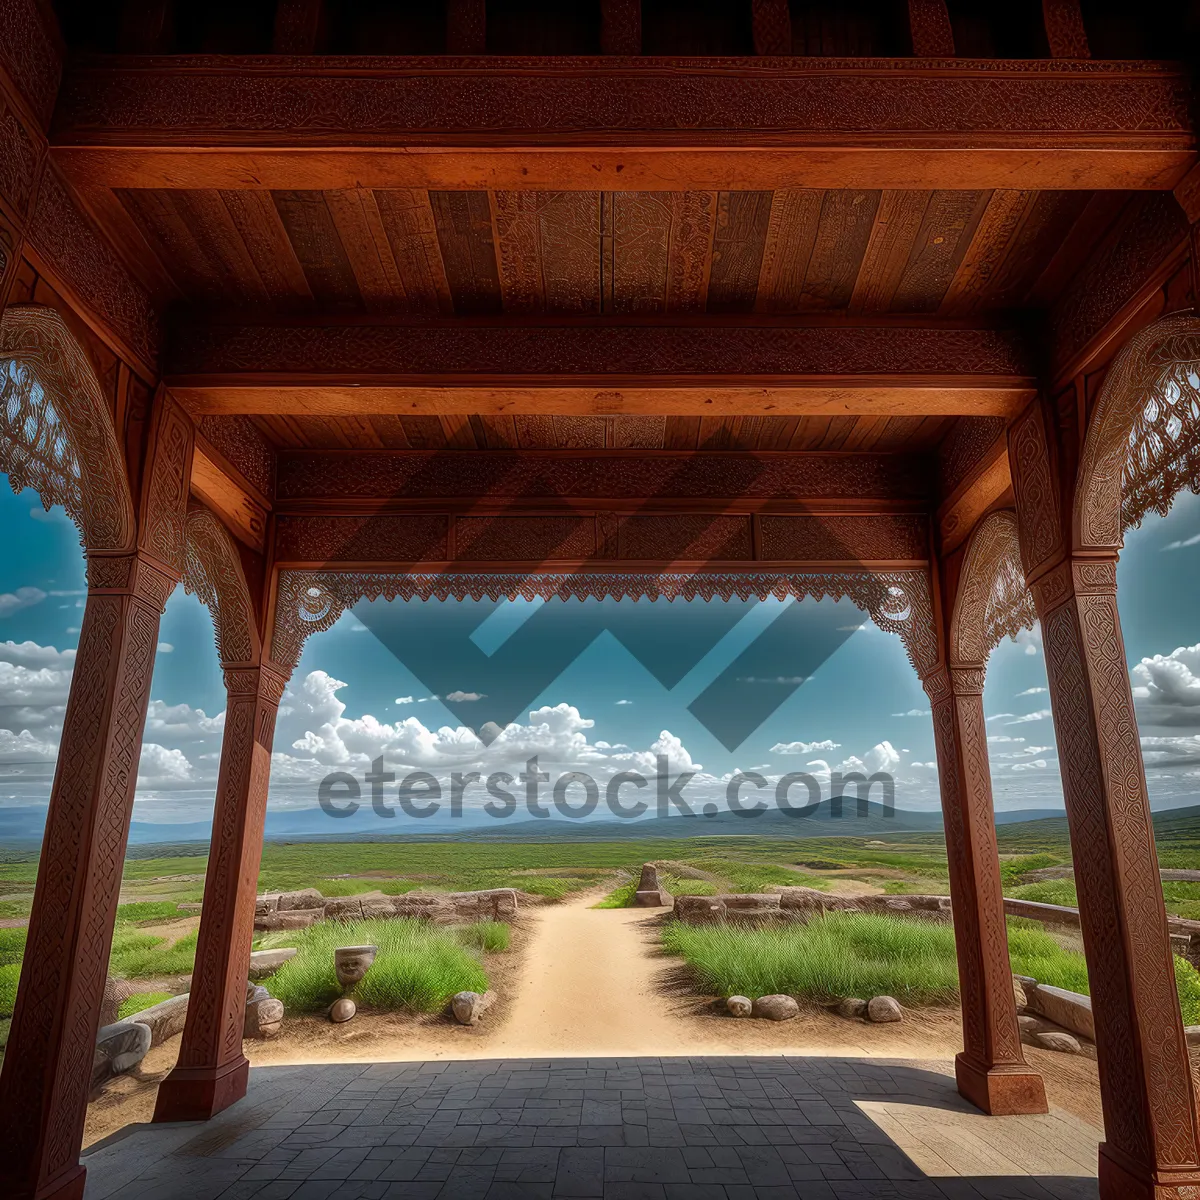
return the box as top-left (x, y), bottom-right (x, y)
top-left (950, 510), bottom-right (1036, 670)
top-left (183, 504), bottom-right (260, 668)
top-left (0, 304), bottom-right (136, 552)
top-left (269, 568), bottom-right (938, 681)
top-left (1076, 312), bottom-right (1200, 551)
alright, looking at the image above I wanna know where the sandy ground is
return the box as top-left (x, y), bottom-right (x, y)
top-left (83, 889), bottom-right (1137, 1149)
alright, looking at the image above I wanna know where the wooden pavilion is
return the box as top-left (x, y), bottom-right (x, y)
top-left (2, 1), bottom-right (1200, 1196)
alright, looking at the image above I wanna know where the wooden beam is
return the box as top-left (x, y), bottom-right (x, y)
top-left (165, 318), bottom-right (1037, 417)
top-left (907, 0), bottom-right (955, 56)
top-left (752, 0), bottom-right (792, 55)
top-left (601, 0), bottom-right (641, 54)
top-left (1042, 0), bottom-right (1089, 58)
top-left (51, 59), bottom-right (1194, 193)
top-left (190, 435), bottom-right (269, 550)
top-left (937, 435), bottom-right (1012, 554)
top-left (272, 0), bottom-right (324, 54)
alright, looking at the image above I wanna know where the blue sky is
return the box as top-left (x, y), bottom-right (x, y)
top-left (1, 474), bottom-right (1199, 832)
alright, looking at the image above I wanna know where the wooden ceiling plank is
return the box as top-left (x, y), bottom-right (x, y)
top-left (849, 190), bottom-right (933, 314)
top-left (698, 416), bottom-right (736, 449)
top-left (554, 416), bottom-right (608, 448)
top-left (271, 190), bottom-right (364, 313)
top-left (841, 415), bottom-right (891, 451)
top-left (800, 189), bottom-right (881, 309)
top-left (400, 415), bottom-right (449, 449)
top-left (72, 185), bottom-right (183, 302)
top-left (610, 192), bottom-right (673, 314)
top-left (323, 189), bottom-right (409, 314)
top-left (478, 414), bottom-right (520, 448)
top-left (734, 415), bottom-right (765, 449)
top-left (492, 191), bottom-right (545, 314)
top-left (366, 414), bottom-right (413, 449)
top-left (218, 189), bottom-right (315, 312)
top-left (755, 415), bottom-right (800, 449)
top-left (116, 188), bottom-right (227, 300)
top-left (708, 191), bottom-right (773, 313)
top-left (890, 190), bottom-right (992, 314)
top-left (938, 189), bottom-right (1037, 316)
top-left (818, 416), bottom-right (856, 450)
top-left (663, 416), bottom-right (702, 449)
top-left (540, 192), bottom-right (603, 315)
top-left (440, 414), bottom-right (479, 448)
top-left (612, 416), bottom-right (667, 448)
top-left (756, 189), bottom-right (823, 313)
top-left (173, 189), bottom-right (274, 309)
top-left (515, 414), bottom-right (557, 448)
top-left (429, 190), bottom-right (504, 315)
top-left (665, 192), bottom-right (717, 313)
top-left (788, 416), bottom-right (833, 450)
top-left (254, 413), bottom-right (309, 449)
top-left (1023, 190), bottom-right (1129, 309)
top-left (373, 189), bottom-right (455, 315)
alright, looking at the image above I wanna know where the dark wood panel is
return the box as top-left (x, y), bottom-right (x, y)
top-left (849, 190), bottom-right (932, 314)
top-left (985, 189), bottom-right (1093, 311)
top-left (608, 192), bottom-right (671, 314)
top-left (541, 192), bottom-right (603, 314)
top-left (663, 416), bottom-right (702, 449)
top-left (707, 191), bottom-right (772, 312)
top-left (399, 415), bottom-right (450, 449)
top-left (171, 190), bottom-right (272, 308)
top-left (514, 414), bottom-right (557, 448)
top-left (478, 414), bottom-right (520, 448)
top-left (612, 416), bottom-right (667, 448)
top-left (554, 416), bottom-right (608, 448)
top-left (323, 189), bottom-right (408, 314)
top-left (429, 190), bottom-right (503, 315)
top-left (116, 188), bottom-right (226, 301)
top-left (373, 189), bottom-right (455, 314)
top-left (939, 189), bottom-right (1036, 316)
top-left (754, 416), bottom-right (800, 449)
top-left (800, 188), bottom-right (881, 310)
top-left (890, 189), bottom-right (990, 313)
top-left (756, 189), bottom-right (823, 313)
top-left (271, 190), bottom-right (364, 312)
top-left (218, 189), bottom-right (314, 311)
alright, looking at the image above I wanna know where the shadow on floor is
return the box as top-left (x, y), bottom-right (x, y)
top-left (81, 1055), bottom-right (1101, 1199)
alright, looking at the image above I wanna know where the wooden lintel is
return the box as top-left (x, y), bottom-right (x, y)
top-left (190, 436), bottom-right (269, 550)
top-left (50, 58), bottom-right (1194, 192)
top-left (937, 436), bottom-right (1012, 554)
top-left (172, 383), bottom-right (1031, 418)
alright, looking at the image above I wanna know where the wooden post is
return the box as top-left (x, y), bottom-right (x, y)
top-left (907, 0), bottom-right (954, 55)
top-left (1010, 401), bottom-right (1200, 1200)
top-left (153, 664), bottom-right (287, 1122)
top-left (925, 662), bottom-right (1048, 1115)
top-left (273, 0), bottom-right (324, 53)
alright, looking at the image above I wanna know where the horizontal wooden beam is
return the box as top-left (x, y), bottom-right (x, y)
top-left (273, 449), bottom-right (932, 505)
top-left (190, 435), bottom-right (269, 550)
top-left (51, 57), bottom-right (1194, 192)
top-left (167, 318), bottom-right (1036, 417)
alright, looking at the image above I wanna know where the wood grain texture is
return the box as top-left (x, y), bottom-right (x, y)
top-left (322, 189), bottom-right (408, 314)
top-left (218, 190), bottom-right (314, 311)
top-left (270, 190), bottom-right (362, 313)
top-left (891, 190), bottom-right (990, 313)
top-left (800, 189), bottom-right (881, 309)
top-left (708, 191), bottom-right (773, 313)
top-left (850, 190), bottom-right (933, 314)
top-left (939, 189), bottom-right (1037, 315)
top-left (373, 189), bottom-right (454, 315)
top-left (429, 190), bottom-right (502, 315)
top-left (756, 189), bottom-right (823, 313)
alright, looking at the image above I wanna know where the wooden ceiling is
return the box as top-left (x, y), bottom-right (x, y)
top-left (116, 186), bottom-right (1091, 319)
top-left (244, 411), bottom-right (956, 453)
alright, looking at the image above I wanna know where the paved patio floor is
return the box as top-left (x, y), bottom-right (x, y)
top-left (82, 1056), bottom-right (1101, 1200)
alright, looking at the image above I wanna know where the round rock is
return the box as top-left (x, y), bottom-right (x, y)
top-left (726, 995), bottom-right (753, 1017)
top-left (334, 945), bottom-right (378, 988)
top-left (1033, 1030), bottom-right (1082, 1055)
top-left (329, 997), bottom-right (357, 1023)
top-left (451, 990), bottom-right (495, 1026)
top-left (751, 994), bottom-right (799, 1021)
top-left (834, 998), bottom-right (868, 1020)
top-left (867, 996), bottom-right (903, 1023)
top-left (1012, 976), bottom-right (1028, 1011)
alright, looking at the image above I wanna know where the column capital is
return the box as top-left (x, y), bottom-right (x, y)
top-left (84, 549), bottom-right (178, 611)
top-left (222, 662), bottom-right (289, 704)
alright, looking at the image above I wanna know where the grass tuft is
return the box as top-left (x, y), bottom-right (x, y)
top-left (0, 927), bottom-right (26, 967)
top-left (265, 918), bottom-right (487, 1014)
top-left (109, 927), bottom-right (199, 979)
top-left (455, 921), bottom-right (510, 953)
top-left (594, 882), bottom-right (637, 909)
top-left (115, 901), bottom-right (185, 922)
top-left (118, 991), bottom-right (173, 1020)
top-left (0, 961), bottom-right (21, 1018)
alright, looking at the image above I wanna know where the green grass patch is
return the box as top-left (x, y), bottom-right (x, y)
top-left (662, 913), bottom-right (961, 1004)
top-left (109, 927), bottom-right (198, 979)
top-left (455, 921), bottom-right (510, 953)
top-left (1006, 879), bottom-right (1079, 907)
top-left (0, 900), bottom-right (31, 919)
top-left (0, 961), bottom-right (21, 1018)
top-left (593, 882), bottom-right (637, 909)
top-left (118, 991), bottom-right (173, 1020)
top-left (265, 918), bottom-right (487, 1014)
top-left (1005, 923), bottom-right (1090, 993)
top-left (0, 927), bottom-right (26, 967)
top-left (115, 901), bottom-right (185, 922)
top-left (1176, 957), bottom-right (1200, 1026)
top-left (999, 853), bottom-right (1063, 887)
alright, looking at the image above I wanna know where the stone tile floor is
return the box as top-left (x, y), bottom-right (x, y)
top-left (82, 1057), bottom-right (1101, 1200)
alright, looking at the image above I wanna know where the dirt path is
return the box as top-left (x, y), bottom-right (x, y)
top-left (486, 891), bottom-right (697, 1056)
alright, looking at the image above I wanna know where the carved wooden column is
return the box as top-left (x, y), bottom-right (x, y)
top-left (0, 399), bottom-right (192, 1200)
top-left (1010, 400), bottom-right (1200, 1200)
top-left (923, 661), bottom-right (1048, 1115)
top-left (154, 662), bottom-right (287, 1121)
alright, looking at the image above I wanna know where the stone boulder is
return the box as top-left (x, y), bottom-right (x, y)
top-left (451, 990), bottom-right (496, 1026)
top-left (725, 995), bottom-right (752, 1017)
top-left (867, 996), bottom-right (903, 1023)
top-left (276, 888), bottom-right (326, 912)
top-left (330, 997), bottom-right (356, 1023)
top-left (254, 909), bottom-right (319, 932)
top-left (752, 994), bottom-right (799, 1021)
top-left (248, 947), bottom-right (298, 979)
top-left (99, 976), bottom-right (136, 1028)
top-left (334, 944), bottom-right (378, 988)
top-left (92, 1020), bottom-right (152, 1089)
top-left (244, 986), bottom-right (284, 1039)
top-left (834, 998), bottom-right (868, 1020)
top-left (1012, 976), bottom-right (1028, 1011)
top-left (1033, 1030), bottom-right (1082, 1055)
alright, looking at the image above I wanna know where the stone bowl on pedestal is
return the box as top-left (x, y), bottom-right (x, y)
top-left (334, 944), bottom-right (378, 989)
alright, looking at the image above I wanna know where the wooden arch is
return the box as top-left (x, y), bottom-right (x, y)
top-left (1075, 311), bottom-right (1200, 552)
top-left (183, 504), bottom-right (260, 668)
top-left (950, 510), bottom-right (1036, 670)
top-left (0, 304), bottom-right (136, 553)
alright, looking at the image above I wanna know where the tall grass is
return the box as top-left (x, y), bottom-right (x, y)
top-left (109, 927), bottom-right (199, 979)
top-left (115, 901), bottom-right (185, 922)
top-left (594, 882), bottom-right (637, 909)
top-left (0, 927), bottom-right (26, 966)
top-left (0, 961), bottom-right (20, 1018)
top-left (265, 918), bottom-right (487, 1014)
top-left (662, 913), bottom-right (961, 1003)
top-left (455, 921), bottom-right (510, 953)
top-left (118, 991), bottom-right (172, 1020)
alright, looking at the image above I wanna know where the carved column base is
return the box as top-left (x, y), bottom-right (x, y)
top-left (153, 1056), bottom-right (249, 1123)
top-left (955, 1054), bottom-right (1048, 1116)
top-left (1099, 1142), bottom-right (1200, 1200)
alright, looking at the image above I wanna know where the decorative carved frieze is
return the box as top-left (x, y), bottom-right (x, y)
top-left (0, 0), bottom-right (62, 128)
top-left (184, 504), bottom-right (261, 667)
top-left (0, 92), bottom-right (41, 220)
top-left (197, 415), bottom-right (274, 499)
top-left (269, 567), bottom-right (938, 681)
top-left (169, 320), bottom-right (1032, 381)
top-left (938, 416), bottom-right (1009, 500)
top-left (274, 450), bottom-right (931, 503)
